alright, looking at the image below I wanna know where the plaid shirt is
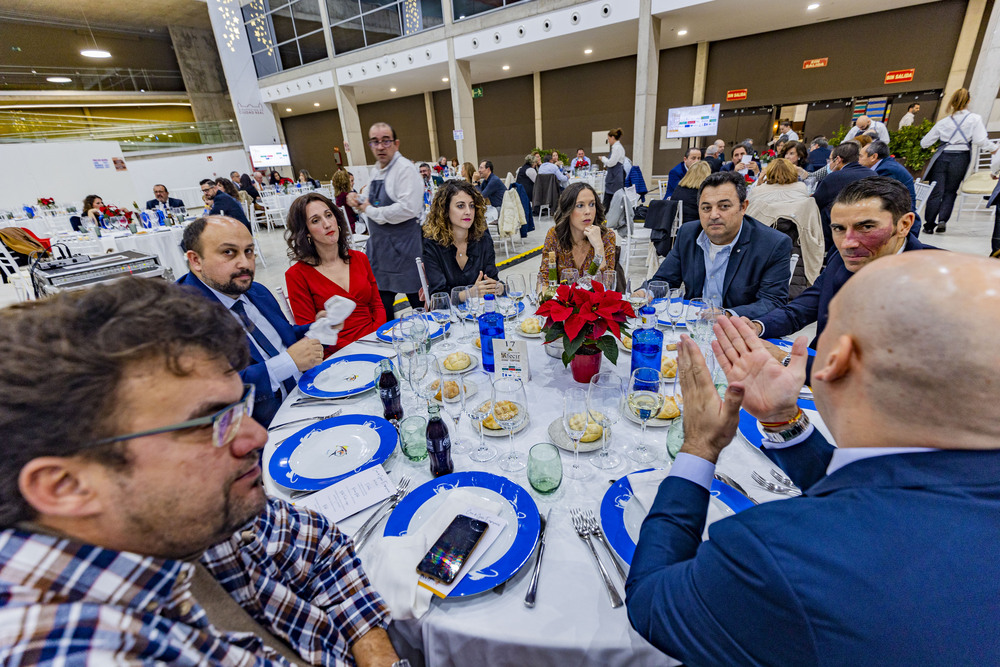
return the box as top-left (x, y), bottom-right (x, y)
top-left (0, 499), bottom-right (389, 666)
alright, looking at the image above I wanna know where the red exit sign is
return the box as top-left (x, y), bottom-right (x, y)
top-left (726, 88), bottom-right (748, 102)
top-left (885, 68), bottom-right (915, 84)
top-left (803, 58), bottom-right (828, 69)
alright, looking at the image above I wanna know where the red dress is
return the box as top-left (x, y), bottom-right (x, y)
top-left (284, 251), bottom-right (387, 352)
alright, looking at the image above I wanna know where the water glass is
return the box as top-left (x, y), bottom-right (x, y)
top-left (433, 359), bottom-right (468, 455)
top-left (588, 372), bottom-right (623, 470)
top-left (430, 292), bottom-right (454, 351)
top-left (687, 298), bottom-right (708, 336)
top-left (665, 286), bottom-right (686, 337)
top-left (562, 388), bottom-right (593, 480)
top-left (626, 367), bottom-right (665, 464)
top-left (527, 443), bottom-right (563, 494)
top-left (647, 280), bottom-right (668, 321)
top-left (493, 377), bottom-right (528, 472)
top-left (560, 268), bottom-right (580, 285)
top-left (464, 370), bottom-right (498, 463)
top-left (399, 416), bottom-right (428, 462)
top-left (451, 286), bottom-right (472, 342)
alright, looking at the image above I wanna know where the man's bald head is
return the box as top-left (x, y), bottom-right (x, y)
top-left (855, 115), bottom-right (871, 131)
top-left (815, 251), bottom-right (1000, 450)
top-left (182, 216), bottom-right (256, 297)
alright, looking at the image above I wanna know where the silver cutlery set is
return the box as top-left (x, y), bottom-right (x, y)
top-left (570, 508), bottom-right (626, 608)
top-left (353, 476), bottom-right (411, 551)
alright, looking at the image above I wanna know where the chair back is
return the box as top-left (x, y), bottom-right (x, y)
top-left (774, 216), bottom-right (808, 299)
top-left (913, 179), bottom-right (936, 218)
top-left (0, 241), bottom-right (19, 279)
top-left (532, 174), bottom-right (560, 213)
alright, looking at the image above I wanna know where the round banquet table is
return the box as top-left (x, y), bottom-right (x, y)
top-left (10, 213), bottom-right (75, 237)
top-left (52, 227), bottom-right (189, 280)
top-left (263, 320), bottom-right (810, 667)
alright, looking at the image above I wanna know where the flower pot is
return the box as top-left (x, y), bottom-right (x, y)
top-left (544, 338), bottom-right (564, 359)
top-left (570, 349), bottom-right (602, 384)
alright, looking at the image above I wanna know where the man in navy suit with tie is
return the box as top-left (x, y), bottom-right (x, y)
top-left (177, 216), bottom-right (323, 426)
top-left (627, 250), bottom-right (1000, 665)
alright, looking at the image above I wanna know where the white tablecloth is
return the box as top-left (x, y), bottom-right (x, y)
top-left (263, 323), bottom-right (794, 667)
top-left (10, 214), bottom-right (75, 237)
top-left (53, 227), bottom-right (188, 280)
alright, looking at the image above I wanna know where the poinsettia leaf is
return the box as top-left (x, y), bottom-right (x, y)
top-left (595, 335), bottom-right (619, 365)
top-left (606, 318), bottom-right (621, 338)
top-left (557, 283), bottom-right (571, 301)
top-left (564, 313), bottom-right (587, 340)
top-left (548, 302), bottom-right (574, 322)
top-left (591, 320), bottom-right (608, 339)
top-left (562, 331), bottom-right (587, 365)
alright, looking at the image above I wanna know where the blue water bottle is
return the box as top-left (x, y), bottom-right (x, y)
top-left (478, 293), bottom-right (505, 372)
top-left (631, 306), bottom-right (663, 375)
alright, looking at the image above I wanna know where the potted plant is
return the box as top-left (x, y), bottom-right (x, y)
top-left (535, 281), bottom-right (635, 383)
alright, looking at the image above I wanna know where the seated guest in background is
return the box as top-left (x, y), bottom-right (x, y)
top-left (82, 194), bottom-right (104, 225)
top-left (179, 216), bottom-right (323, 426)
top-left (332, 170), bottom-right (359, 233)
top-left (646, 171), bottom-right (790, 317)
top-left (570, 148), bottom-right (591, 170)
top-left (721, 143), bottom-right (761, 182)
top-left (448, 157), bottom-right (460, 173)
top-left (663, 147), bottom-right (702, 199)
top-left (269, 170), bottom-right (282, 186)
top-left (670, 160), bottom-right (711, 223)
top-left (538, 152), bottom-right (569, 187)
top-left (777, 119), bottom-right (799, 142)
top-left (422, 180), bottom-right (499, 299)
top-left (476, 160), bottom-right (506, 208)
top-left (539, 182), bottom-right (616, 281)
top-left (627, 250), bottom-right (1000, 666)
top-left (215, 177), bottom-right (241, 199)
top-left (860, 140), bottom-right (919, 230)
top-left (419, 163), bottom-right (435, 194)
top-left (782, 141), bottom-right (810, 180)
top-left (253, 169), bottom-right (266, 190)
top-left (146, 183), bottom-right (185, 210)
top-left (703, 145), bottom-right (723, 172)
top-left (298, 169), bottom-right (320, 188)
top-left (516, 152), bottom-right (539, 204)
top-left (460, 161), bottom-right (477, 183)
top-left (0, 277), bottom-right (397, 665)
top-left (284, 193), bottom-right (386, 351)
top-left (813, 141), bottom-right (873, 250)
top-left (713, 139), bottom-right (727, 161)
top-left (433, 155), bottom-right (448, 174)
top-left (201, 178), bottom-right (251, 231)
top-left (230, 170), bottom-right (241, 183)
top-left (805, 136), bottom-right (830, 172)
top-left (844, 113), bottom-right (890, 143)
top-left (748, 177), bottom-right (932, 350)
top-left (239, 173), bottom-right (262, 204)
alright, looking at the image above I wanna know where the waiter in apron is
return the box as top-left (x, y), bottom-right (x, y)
top-left (600, 127), bottom-right (626, 211)
top-left (347, 122), bottom-right (425, 318)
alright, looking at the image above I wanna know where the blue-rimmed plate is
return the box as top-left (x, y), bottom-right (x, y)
top-left (297, 353), bottom-right (389, 398)
top-left (765, 338), bottom-right (817, 356)
top-left (463, 300), bottom-right (525, 321)
top-left (375, 315), bottom-right (450, 343)
top-left (653, 298), bottom-right (691, 328)
top-left (737, 397), bottom-right (835, 449)
top-left (600, 468), bottom-right (754, 565)
top-left (384, 471), bottom-right (540, 597)
top-left (269, 414), bottom-right (397, 492)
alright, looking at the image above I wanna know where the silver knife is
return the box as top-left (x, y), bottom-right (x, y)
top-left (354, 491), bottom-right (406, 551)
top-left (267, 410), bottom-right (341, 432)
top-left (714, 471), bottom-right (759, 506)
top-left (524, 509), bottom-right (551, 607)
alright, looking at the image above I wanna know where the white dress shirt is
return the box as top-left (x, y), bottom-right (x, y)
top-left (898, 112), bottom-right (915, 129)
top-left (538, 161), bottom-right (568, 184)
top-left (845, 120), bottom-right (890, 144)
top-left (601, 142), bottom-right (626, 168)
top-left (919, 110), bottom-right (998, 153)
top-left (364, 152), bottom-right (424, 225)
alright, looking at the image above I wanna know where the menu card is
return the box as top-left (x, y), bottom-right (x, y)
top-left (294, 466), bottom-right (394, 523)
top-left (496, 339), bottom-right (531, 382)
top-left (416, 506), bottom-right (508, 598)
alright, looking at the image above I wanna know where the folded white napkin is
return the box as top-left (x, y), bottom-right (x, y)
top-left (363, 489), bottom-right (504, 620)
top-left (629, 469), bottom-right (670, 510)
top-left (305, 295), bottom-right (356, 345)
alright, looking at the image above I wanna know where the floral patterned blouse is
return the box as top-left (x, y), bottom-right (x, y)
top-left (539, 226), bottom-right (617, 279)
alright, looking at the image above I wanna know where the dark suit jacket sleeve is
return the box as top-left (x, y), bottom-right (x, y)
top-left (663, 165), bottom-right (682, 199)
top-left (757, 271), bottom-right (825, 337)
top-left (762, 429), bottom-right (836, 490)
top-left (729, 232), bottom-right (792, 319)
top-left (626, 476), bottom-right (817, 666)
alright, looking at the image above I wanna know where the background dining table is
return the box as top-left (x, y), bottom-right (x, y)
top-left (262, 316), bottom-right (810, 667)
top-left (52, 226), bottom-right (189, 280)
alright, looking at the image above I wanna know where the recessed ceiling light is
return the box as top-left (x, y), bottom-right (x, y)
top-left (313, 102), bottom-right (320, 106)
top-left (390, 87), bottom-right (397, 92)
top-left (46, 76), bottom-right (71, 83)
top-left (167, 134), bottom-right (173, 137)
top-left (807, 3), bottom-right (820, 8)
top-left (584, 48), bottom-right (593, 55)
top-left (502, 65), bottom-right (510, 71)
top-left (190, 125), bottom-right (195, 129)
top-left (678, 29), bottom-right (688, 36)
top-left (81, 49), bottom-right (111, 58)
top-left (285, 107), bottom-right (292, 112)
top-left (442, 77), bottom-right (449, 82)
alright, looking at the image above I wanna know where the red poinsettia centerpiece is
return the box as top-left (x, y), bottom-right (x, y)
top-left (535, 281), bottom-right (635, 367)
top-left (37, 197), bottom-right (56, 208)
top-left (99, 205), bottom-right (134, 221)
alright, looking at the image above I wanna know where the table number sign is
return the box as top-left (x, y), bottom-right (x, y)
top-left (496, 339), bottom-right (531, 382)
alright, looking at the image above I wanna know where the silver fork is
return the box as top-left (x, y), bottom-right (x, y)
top-left (581, 509), bottom-right (628, 585)
top-left (570, 509), bottom-right (623, 608)
top-left (267, 410), bottom-right (342, 432)
top-left (770, 469), bottom-right (796, 488)
top-left (750, 471), bottom-right (802, 496)
top-left (353, 476), bottom-right (411, 551)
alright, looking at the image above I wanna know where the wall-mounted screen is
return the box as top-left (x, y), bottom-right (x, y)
top-left (249, 144), bottom-right (291, 167)
top-left (665, 103), bottom-right (721, 139)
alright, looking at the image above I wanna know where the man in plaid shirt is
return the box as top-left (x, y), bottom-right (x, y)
top-left (0, 278), bottom-right (399, 666)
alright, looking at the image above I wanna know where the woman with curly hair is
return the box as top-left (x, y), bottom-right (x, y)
top-left (284, 192), bottom-right (385, 351)
top-left (539, 181), bottom-right (616, 281)
top-left (421, 180), bottom-right (499, 299)
top-left (332, 169), bottom-right (358, 232)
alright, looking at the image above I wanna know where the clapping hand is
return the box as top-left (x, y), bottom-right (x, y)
top-left (711, 316), bottom-right (806, 423)
top-left (675, 335), bottom-right (745, 464)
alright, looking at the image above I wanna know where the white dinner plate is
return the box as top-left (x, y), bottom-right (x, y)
top-left (546, 418), bottom-right (604, 453)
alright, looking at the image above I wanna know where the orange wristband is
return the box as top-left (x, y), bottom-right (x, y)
top-left (759, 408), bottom-right (803, 429)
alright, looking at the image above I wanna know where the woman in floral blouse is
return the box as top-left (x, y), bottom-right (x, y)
top-left (538, 182), bottom-right (616, 287)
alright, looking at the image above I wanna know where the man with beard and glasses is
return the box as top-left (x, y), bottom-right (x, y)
top-left (0, 278), bottom-right (398, 665)
top-left (178, 215), bottom-right (324, 426)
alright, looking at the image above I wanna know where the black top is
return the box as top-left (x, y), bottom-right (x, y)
top-left (516, 163), bottom-right (535, 204)
top-left (422, 230), bottom-right (499, 296)
top-left (210, 191), bottom-right (251, 230)
top-left (670, 186), bottom-right (700, 223)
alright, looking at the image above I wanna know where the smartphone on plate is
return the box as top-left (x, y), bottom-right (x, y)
top-left (416, 514), bottom-right (489, 585)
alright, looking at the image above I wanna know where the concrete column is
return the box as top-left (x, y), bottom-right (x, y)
top-left (533, 71), bottom-right (543, 148)
top-left (167, 25), bottom-right (237, 125)
top-left (447, 48), bottom-right (478, 166)
top-left (425, 91), bottom-right (440, 160)
top-left (967, 0), bottom-right (1000, 125)
top-left (316, 0), bottom-right (337, 58)
top-left (334, 80), bottom-right (367, 167)
top-left (632, 1), bottom-right (660, 179)
top-left (692, 42), bottom-right (708, 106)
top-left (938, 0), bottom-right (988, 121)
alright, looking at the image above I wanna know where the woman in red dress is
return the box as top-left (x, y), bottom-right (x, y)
top-left (284, 192), bottom-right (386, 352)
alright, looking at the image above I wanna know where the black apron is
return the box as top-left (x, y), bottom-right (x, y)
top-left (365, 157), bottom-right (423, 294)
top-left (605, 162), bottom-right (625, 196)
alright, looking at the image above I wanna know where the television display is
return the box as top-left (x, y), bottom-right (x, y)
top-left (665, 103), bottom-right (721, 139)
top-left (249, 144), bottom-right (292, 168)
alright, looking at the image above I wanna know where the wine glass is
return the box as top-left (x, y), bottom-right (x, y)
top-left (647, 280), bottom-right (668, 324)
top-left (407, 351), bottom-right (435, 409)
top-left (627, 367), bottom-right (665, 464)
top-left (560, 268), bottom-right (580, 285)
top-left (686, 298), bottom-right (707, 339)
top-left (493, 377), bottom-right (528, 472)
top-left (562, 388), bottom-right (593, 480)
top-left (599, 271), bottom-right (616, 291)
top-left (505, 275), bottom-right (526, 329)
top-left (665, 286), bottom-right (686, 337)
top-left (407, 309), bottom-right (430, 351)
top-left (433, 359), bottom-right (468, 455)
top-left (430, 292), bottom-right (454, 351)
top-left (665, 378), bottom-right (686, 461)
top-left (464, 370), bottom-right (497, 463)
top-left (588, 372), bottom-right (623, 470)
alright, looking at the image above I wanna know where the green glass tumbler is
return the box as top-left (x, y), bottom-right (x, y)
top-left (527, 442), bottom-right (563, 494)
top-left (399, 415), bottom-right (428, 462)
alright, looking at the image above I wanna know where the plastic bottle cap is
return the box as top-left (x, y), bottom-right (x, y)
top-left (484, 294), bottom-right (495, 301)
top-left (640, 306), bottom-right (655, 316)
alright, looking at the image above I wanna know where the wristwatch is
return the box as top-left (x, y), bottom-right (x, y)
top-left (761, 411), bottom-right (811, 444)
top-left (781, 353), bottom-right (792, 367)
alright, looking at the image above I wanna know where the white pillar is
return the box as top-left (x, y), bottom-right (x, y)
top-left (632, 0), bottom-right (660, 179)
top-left (447, 49), bottom-right (478, 166)
top-left (334, 81), bottom-right (367, 167)
top-left (425, 92), bottom-right (439, 161)
top-left (938, 0), bottom-right (988, 121)
top-left (968, 0), bottom-right (1000, 124)
top-left (533, 71), bottom-right (543, 148)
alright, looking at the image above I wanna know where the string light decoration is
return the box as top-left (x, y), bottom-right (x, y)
top-left (214, 0), bottom-right (244, 53)
top-left (402, 0), bottom-right (422, 36)
top-left (243, 0), bottom-right (276, 56)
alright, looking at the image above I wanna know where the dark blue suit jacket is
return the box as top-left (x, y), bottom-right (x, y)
top-left (477, 173), bottom-right (506, 208)
top-left (757, 234), bottom-right (935, 347)
top-left (812, 162), bottom-right (873, 249)
top-left (648, 216), bottom-right (791, 319)
top-left (663, 162), bottom-right (687, 199)
top-left (805, 145), bottom-right (830, 172)
top-left (627, 430), bottom-right (1000, 666)
top-left (146, 197), bottom-right (185, 210)
top-left (210, 191), bottom-right (252, 231)
top-left (177, 272), bottom-right (308, 426)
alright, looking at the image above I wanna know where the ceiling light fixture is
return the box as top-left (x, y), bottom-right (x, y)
top-left (79, 10), bottom-right (111, 59)
top-left (584, 48), bottom-right (593, 55)
top-left (502, 65), bottom-right (510, 70)
top-left (285, 107), bottom-right (292, 112)
top-left (807, 3), bottom-right (820, 8)
top-left (390, 87), bottom-right (397, 92)
top-left (442, 77), bottom-right (449, 82)
top-left (678, 29), bottom-right (688, 36)
top-left (313, 102), bottom-right (320, 106)
top-left (46, 77), bottom-right (72, 83)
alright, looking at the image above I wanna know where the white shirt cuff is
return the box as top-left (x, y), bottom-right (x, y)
top-left (263, 351), bottom-right (298, 394)
top-left (759, 421), bottom-right (815, 450)
top-left (753, 320), bottom-right (765, 337)
top-left (668, 453), bottom-right (716, 491)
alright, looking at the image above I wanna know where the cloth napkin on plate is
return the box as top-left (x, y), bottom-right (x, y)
top-left (305, 295), bottom-right (356, 346)
top-left (363, 489), bottom-right (504, 620)
top-left (628, 469), bottom-right (670, 510)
